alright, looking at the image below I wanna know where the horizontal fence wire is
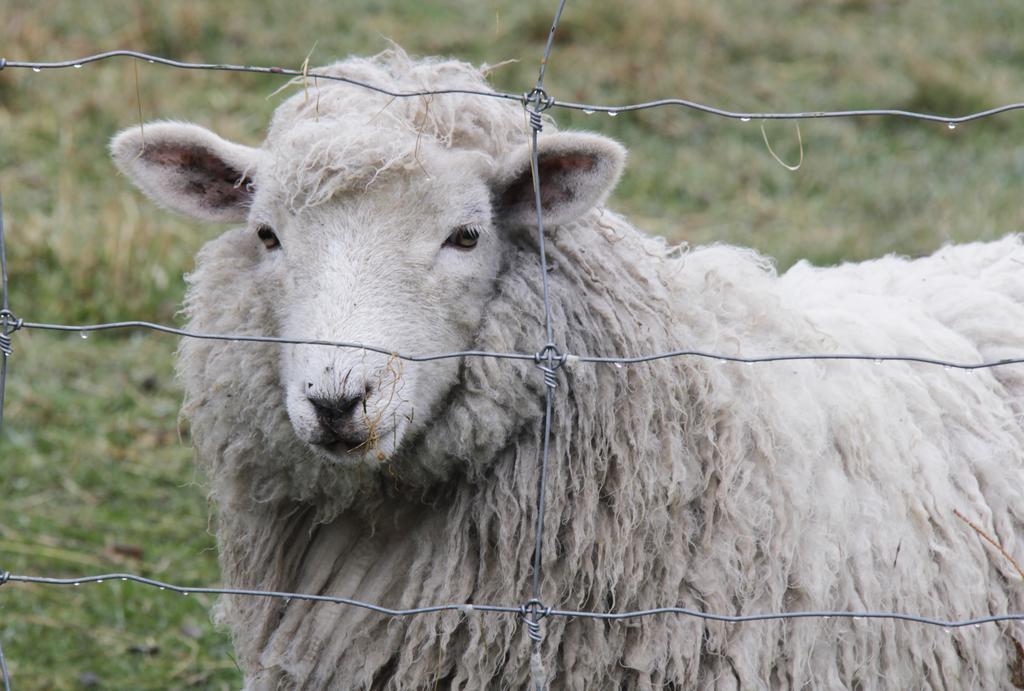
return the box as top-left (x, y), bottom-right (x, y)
top-left (20, 321), bottom-right (536, 363)
top-left (4, 570), bottom-right (1024, 629)
top-left (14, 320), bottom-right (1024, 370)
top-left (4, 2), bottom-right (1024, 686)
top-left (3, 51), bottom-right (1024, 125)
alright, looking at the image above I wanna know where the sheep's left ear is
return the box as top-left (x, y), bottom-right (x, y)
top-left (493, 132), bottom-right (626, 227)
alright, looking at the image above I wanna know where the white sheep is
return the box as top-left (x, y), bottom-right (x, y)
top-left (111, 48), bottom-right (1024, 689)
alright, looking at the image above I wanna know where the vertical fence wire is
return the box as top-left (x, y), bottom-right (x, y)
top-left (0, 193), bottom-right (11, 437)
top-left (0, 633), bottom-right (9, 691)
top-left (0, 193), bottom-right (11, 691)
top-left (523, 2), bottom-right (569, 688)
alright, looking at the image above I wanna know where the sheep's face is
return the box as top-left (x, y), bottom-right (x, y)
top-left (255, 153), bottom-right (506, 461)
top-left (111, 121), bottom-right (624, 465)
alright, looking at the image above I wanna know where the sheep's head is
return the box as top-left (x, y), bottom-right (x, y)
top-left (110, 115), bottom-right (624, 466)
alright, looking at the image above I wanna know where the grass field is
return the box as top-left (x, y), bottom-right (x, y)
top-left (2, 0), bottom-right (1024, 687)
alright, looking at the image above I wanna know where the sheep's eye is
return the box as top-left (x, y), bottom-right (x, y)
top-left (257, 225), bottom-right (280, 250)
top-left (444, 225), bottom-right (481, 250)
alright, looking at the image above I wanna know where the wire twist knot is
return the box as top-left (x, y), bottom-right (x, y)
top-left (0, 58), bottom-right (6, 71)
top-left (0, 310), bottom-right (23, 357)
top-left (520, 598), bottom-right (551, 642)
top-left (534, 344), bottom-right (566, 389)
top-left (0, 571), bottom-right (9, 586)
top-left (523, 88), bottom-right (554, 132)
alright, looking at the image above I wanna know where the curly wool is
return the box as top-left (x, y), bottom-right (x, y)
top-left (263, 48), bottom-right (535, 211)
top-left (178, 49), bottom-right (1024, 689)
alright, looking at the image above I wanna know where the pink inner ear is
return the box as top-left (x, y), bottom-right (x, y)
top-left (143, 144), bottom-right (253, 211)
top-left (541, 154), bottom-right (597, 175)
top-left (500, 153), bottom-right (597, 214)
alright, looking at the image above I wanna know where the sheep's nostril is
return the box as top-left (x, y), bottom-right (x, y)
top-left (308, 394), bottom-right (365, 433)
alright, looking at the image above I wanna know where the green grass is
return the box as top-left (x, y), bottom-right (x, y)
top-left (1, 335), bottom-right (236, 689)
top-left (2, 0), bottom-right (1024, 687)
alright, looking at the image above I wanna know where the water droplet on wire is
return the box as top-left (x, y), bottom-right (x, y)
top-left (947, 122), bottom-right (957, 130)
top-left (613, 362), bottom-right (623, 369)
top-left (73, 63), bottom-right (82, 69)
top-left (32, 67), bottom-right (41, 73)
top-left (582, 109), bottom-right (595, 115)
top-left (607, 111), bottom-right (618, 117)
top-left (740, 117), bottom-right (751, 122)
top-left (80, 332), bottom-right (88, 339)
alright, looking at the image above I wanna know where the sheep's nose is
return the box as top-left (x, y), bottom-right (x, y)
top-left (308, 392), bottom-right (368, 447)
top-left (310, 393), bottom-right (363, 424)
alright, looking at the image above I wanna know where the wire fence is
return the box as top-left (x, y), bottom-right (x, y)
top-left (2, 1), bottom-right (1024, 688)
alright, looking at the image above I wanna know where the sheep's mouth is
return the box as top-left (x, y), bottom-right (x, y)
top-left (317, 437), bottom-right (369, 455)
top-left (308, 425), bottom-right (397, 463)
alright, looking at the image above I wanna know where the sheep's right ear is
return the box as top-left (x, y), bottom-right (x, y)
top-left (110, 122), bottom-right (264, 223)
top-left (492, 132), bottom-right (626, 228)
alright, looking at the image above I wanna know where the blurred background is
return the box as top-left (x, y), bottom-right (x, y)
top-left (1, 0), bottom-right (1023, 687)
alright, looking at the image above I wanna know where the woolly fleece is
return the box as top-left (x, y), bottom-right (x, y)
top-left (132, 50), bottom-right (1024, 689)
